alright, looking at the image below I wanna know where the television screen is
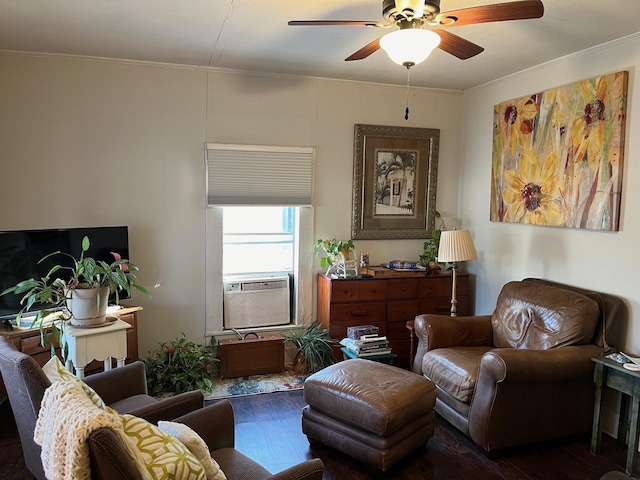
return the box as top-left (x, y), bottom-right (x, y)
top-left (0, 226), bottom-right (129, 319)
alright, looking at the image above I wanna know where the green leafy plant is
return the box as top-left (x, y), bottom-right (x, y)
top-left (284, 321), bottom-right (334, 374)
top-left (1, 235), bottom-right (151, 354)
top-left (142, 333), bottom-right (218, 395)
top-left (419, 211), bottom-right (446, 267)
top-left (313, 238), bottom-right (355, 271)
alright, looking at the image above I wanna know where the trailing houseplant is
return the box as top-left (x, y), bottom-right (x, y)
top-left (283, 321), bottom-right (334, 374)
top-left (142, 333), bottom-right (218, 395)
top-left (313, 238), bottom-right (355, 274)
top-left (419, 211), bottom-right (447, 270)
top-left (1, 235), bottom-right (151, 349)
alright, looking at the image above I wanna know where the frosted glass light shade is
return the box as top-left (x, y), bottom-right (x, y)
top-left (379, 28), bottom-right (441, 66)
top-left (437, 229), bottom-right (478, 263)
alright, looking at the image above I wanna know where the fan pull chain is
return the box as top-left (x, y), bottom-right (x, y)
top-left (405, 66), bottom-right (411, 121)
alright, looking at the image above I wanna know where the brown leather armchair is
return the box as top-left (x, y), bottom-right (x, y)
top-left (412, 278), bottom-right (622, 452)
top-left (0, 336), bottom-right (204, 480)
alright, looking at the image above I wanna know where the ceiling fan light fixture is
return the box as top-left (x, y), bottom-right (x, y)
top-left (379, 28), bottom-right (441, 67)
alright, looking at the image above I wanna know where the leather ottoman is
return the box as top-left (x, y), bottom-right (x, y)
top-left (302, 358), bottom-right (436, 471)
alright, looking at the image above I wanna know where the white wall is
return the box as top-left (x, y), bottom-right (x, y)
top-left (0, 52), bottom-right (463, 354)
top-left (459, 34), bottom-right (639, 356)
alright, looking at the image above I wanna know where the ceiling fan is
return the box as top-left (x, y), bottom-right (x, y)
top-left (289, 0), bottom-right (544, 68)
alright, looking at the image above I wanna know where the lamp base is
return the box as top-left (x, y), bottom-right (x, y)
top-left (449, 263), bottom-right (458, 317)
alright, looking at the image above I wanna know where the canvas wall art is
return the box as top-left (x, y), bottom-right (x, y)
top-left (490, 71), bottom-right (628, 231)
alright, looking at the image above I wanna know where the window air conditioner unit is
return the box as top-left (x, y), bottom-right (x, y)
top-left (223, 276), bottom-right (291, 329)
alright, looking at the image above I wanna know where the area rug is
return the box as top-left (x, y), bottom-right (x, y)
top-left (204, 370), bottom-right (309, 401)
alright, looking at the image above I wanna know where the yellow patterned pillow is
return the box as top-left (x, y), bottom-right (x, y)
top-left (158, 421), bottom-right (227, 480)
top-left (42, 356), bottom-right (109, 410)
top-left (120, 414), bottom-right (206, 480)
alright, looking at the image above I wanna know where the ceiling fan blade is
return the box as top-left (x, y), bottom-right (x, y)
top-left (434, 29), bottom-right (484, 59)
top-left (345, 38), bottom-right (382, 61)
top-left (288, 20), bottom-right (386, 27)
top-left (436, 0), bottom-right (543, 27)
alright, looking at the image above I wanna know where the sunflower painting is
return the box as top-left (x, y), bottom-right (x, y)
top-left (490, 71), bottom-right (628, 231)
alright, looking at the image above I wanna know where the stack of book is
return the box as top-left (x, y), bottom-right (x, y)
top-left (340, 335), bottom-right (392, 357)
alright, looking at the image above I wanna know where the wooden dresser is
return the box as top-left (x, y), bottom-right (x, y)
top-left (0, 306), bottom-right (141, 394)
top-left (317, 272), bottom-right (469, 370)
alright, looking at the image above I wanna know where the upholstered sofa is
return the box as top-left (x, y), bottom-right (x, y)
top-left (412, 278), bottom-right (622, 452)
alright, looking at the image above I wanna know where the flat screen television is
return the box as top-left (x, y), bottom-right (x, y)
top-left (0, 226), bottom-right (130, 320)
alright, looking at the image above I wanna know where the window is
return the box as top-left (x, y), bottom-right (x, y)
top-left (204, 143), bottom-right (315, 337)
top-left (223, 206), bottom-right (294, 275)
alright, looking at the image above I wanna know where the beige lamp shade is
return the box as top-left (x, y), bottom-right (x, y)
top-left (437, 229), bottom-right (478, 263)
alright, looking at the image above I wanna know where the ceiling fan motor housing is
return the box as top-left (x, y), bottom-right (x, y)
top-left (382, 0), bottom-right (441, 23)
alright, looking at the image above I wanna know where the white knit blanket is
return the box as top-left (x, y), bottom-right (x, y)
top-left (34, 380), bottom-right (124, 480)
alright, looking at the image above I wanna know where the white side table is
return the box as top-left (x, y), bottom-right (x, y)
top-left (63, 318), bottom-right (130, 378)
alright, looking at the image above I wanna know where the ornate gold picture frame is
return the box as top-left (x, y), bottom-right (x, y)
top-left (352, 124), bottom-right (439, 239)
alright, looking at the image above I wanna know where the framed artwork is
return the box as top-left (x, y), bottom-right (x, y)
top-left (491, 71), bottom-right (628, 231)
top-left (352, 124), bottom-right (439, 239)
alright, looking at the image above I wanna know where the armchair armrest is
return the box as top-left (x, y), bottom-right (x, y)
top-left (469, 344), bottom-right (603, 451)
top-left (269, 459), bottom-right (324, 480)
top-left (174, 399), bottom-right (235, 450)
top-left (479, 344), bottom-right (602, 384)
top-left (412, 314), bottom-right (493, 374)
top-left (129, 390), bottom-right (204, 425)
top-left (84, 361), bottom-right (148, 404)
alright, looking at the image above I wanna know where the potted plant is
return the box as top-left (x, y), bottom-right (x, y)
top-left (314, 238), bottom-right (355, 275)
top-left (142, 333), bottom-right (218, 395)
top-left (1, 235), bottom-right (151, 339)
top-left (419, 211), bottom-right (446, 272)
top-left (284, 321), bottom-right (334, 374)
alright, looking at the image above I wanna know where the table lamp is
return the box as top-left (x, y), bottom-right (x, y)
top-left (437, 229), bottom-right (478, 317)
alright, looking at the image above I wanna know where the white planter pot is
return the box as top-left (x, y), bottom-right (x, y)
top-left (65, 286), bottom-right (110, 326)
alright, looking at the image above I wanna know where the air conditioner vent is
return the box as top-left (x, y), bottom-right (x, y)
top-left (241, 279), bottom-right (288, 292)
top-left (223, 276), bottom-right (291, 329)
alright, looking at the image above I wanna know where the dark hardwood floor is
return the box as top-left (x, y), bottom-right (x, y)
top-left (0, 390), bottom-right (630, 480)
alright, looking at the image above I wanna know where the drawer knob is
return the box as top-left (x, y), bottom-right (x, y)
top-left (351, 310), bottom-right (368, 317)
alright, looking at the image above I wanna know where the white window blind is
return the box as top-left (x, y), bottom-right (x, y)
top-left (206, 143), bottom-right (315, 206)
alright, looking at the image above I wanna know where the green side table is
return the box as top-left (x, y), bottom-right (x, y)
top-left (591, 356), bottom-right (640, 476)
top-left (341, 347), bottom-right (397, 365)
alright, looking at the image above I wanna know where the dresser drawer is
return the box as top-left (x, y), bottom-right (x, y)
top-left (419, 277), bottom-right (447, 297)
top-left (418, 298), bottom-right (453, 315)
top-left (387, 299), bottom-right (419, 321)
top-left (419, 297), bottom-right (469, 316)
top-left (385, 319), bottom-right (412, 340)
top-left (21, 333), bottom-right (59, 356)
top-left (387, 279), bottom-right (418, 299)
top-left (330, 302), bottom-right (387, 324)
top-left (359, 280), bottom-right (387, 301)
top-left (331, 280), bottom-right (360, 301)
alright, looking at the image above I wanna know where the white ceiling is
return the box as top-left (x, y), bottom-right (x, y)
top-left (1, 1), bottom-right (639, 91)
